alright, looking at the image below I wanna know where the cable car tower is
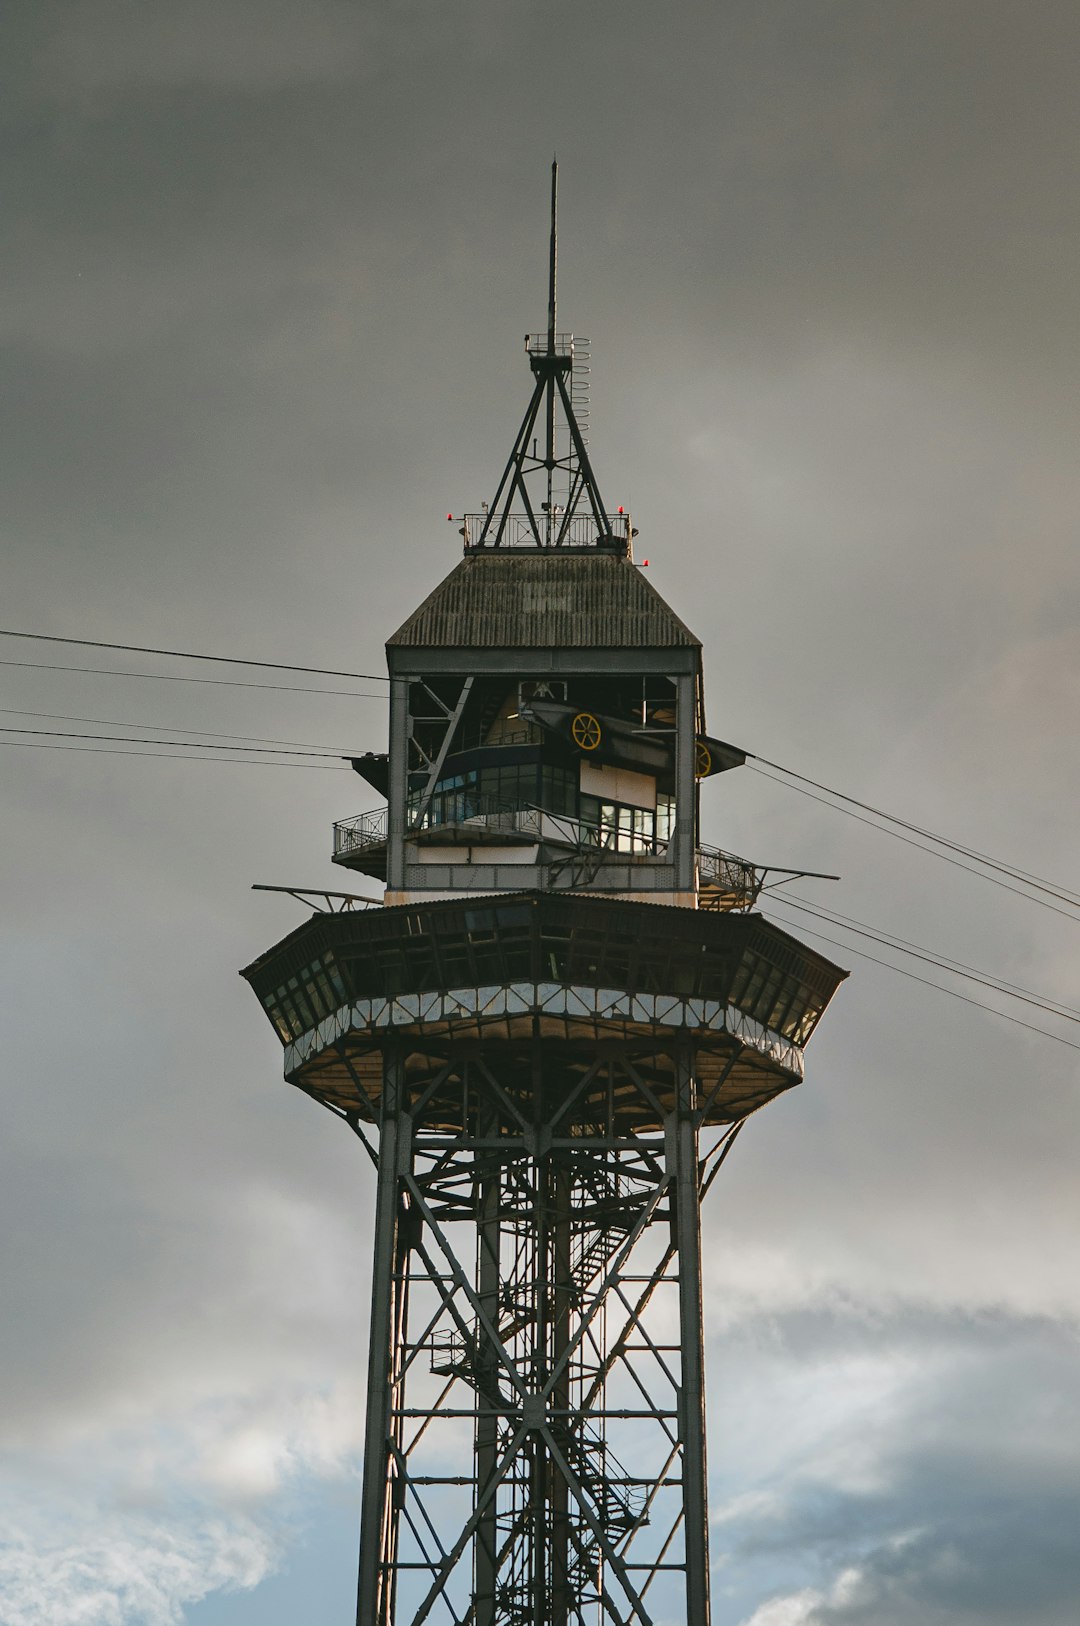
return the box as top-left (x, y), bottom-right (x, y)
top-left (243, 165), bottom-right (846, 1625)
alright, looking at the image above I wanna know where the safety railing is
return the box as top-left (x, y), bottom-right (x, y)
top-left (524, 331), bottom-right (578, 358)
top-left (697, 844), bottom-right (761, 910)
top-left (334, 804), bottom-right (764, 910)
top-left (333, 799), bottom-right (543, 860)
top-left (333, 805), bottom-right (388, 859)
top-left (460, 511), bottom-right (633, 550)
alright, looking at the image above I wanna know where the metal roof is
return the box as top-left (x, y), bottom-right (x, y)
top-left (387, 552), bottom-right (701, 650)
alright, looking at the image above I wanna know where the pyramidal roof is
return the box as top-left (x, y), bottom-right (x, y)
top-left (387, 550), bottom-right (700, 651)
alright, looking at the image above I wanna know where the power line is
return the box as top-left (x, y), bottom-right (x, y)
top-left (749, 752), bottom-right (1080, 908)
top-left (0, 726), bottom-right (348, 757)
top-left (748, 765), bottom-right (1080, 926)
top-left (775, 894), bottom-right (1080, 1028)
top-left (9, 624), bottom-right (1080, 929)
top-left (0, 738), bottom-right (350, 768)
top-left (784, 892), bottom-right (1080, 1020)
top-left (0, 628), bottom-right (392, 684)
top-left (0, 656), bottom-right (384, 697)
top-left (765, 904), bottom-right (1080, 1053)
top-left (0, 708), bottom-right (356, 753)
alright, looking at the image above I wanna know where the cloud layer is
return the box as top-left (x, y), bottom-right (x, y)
top-left (4, 2), bottom-right (1080, 1621)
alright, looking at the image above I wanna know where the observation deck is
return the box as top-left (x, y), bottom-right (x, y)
top-left (242, 891), bottom-right (847, 1134)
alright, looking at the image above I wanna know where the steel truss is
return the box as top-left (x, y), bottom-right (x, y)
top-left (346, 1039), bottom-right (743, 1626)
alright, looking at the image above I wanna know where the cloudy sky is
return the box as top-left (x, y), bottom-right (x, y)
top-left (4, 2), bottom-right (1080, 1622)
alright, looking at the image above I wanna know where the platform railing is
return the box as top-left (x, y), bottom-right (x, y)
top-left (696, 843), bottom-right (761, 909)
top-left (332, 799), bottom-right (542, 859)
top-left (333, 805), bottom-right (388, 858)
top-left (334, 802), bottom-right (765, 909)
top-left (460, 511), bottom-right (633, 550)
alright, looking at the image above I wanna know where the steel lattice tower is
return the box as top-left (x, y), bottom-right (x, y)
top-left (243, 166), bottom-right (846, 1626)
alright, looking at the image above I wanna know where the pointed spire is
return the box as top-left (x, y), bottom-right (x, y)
top-left (547, 157), bottom-right (558, 357)
top-left (470, 165), bottom-right (630, 553)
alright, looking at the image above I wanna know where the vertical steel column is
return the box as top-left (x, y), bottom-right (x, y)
top-left (672, 1038), bottom-right (711, 1626)
top-left (531, 1063), bottom-right (550, 1625)
top-left (344, 1039), bottom-right (735, 1623)
top-left (550, 1157), bottom-right (573, 1626)
top-left (545, 158), bottom-right (558, 544)
top-left (673, 672), bottom-right (697, 895)
top-left (474, 1086), bottom-right (501, 1625)
top-left (386, 669), bottom-right (410, 893)
top-left (357, 1051), bottom-right (409, 1626)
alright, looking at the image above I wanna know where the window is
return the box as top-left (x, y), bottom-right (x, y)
top-left (409, 761), bottom-right (577, 830)
top-left (578, 795), bottom-right (671, 855)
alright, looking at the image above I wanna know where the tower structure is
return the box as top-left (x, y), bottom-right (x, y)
top-left (242, 167), bottom-right (846, 1625)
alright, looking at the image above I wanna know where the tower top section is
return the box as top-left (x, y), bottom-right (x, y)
top-left (388, 550), bottom-right (699, 653)
top-left (465, 161), bottom-right (629, 553)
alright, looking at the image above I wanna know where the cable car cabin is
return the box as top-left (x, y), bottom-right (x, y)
top-left (333, 550), bottom-right (744, 905)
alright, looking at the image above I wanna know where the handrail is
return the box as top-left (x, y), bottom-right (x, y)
top-left (333, 805), bottom-right (388, 857)
top-left (696, 843), bottom-right (760, 906)
top-left (459, 511), bottom-right (633, 550)
top-left (334, 803), bottom-right (768, 911)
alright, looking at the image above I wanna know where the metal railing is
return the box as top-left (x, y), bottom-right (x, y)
top-left (333, 805), bottom-right (388, 858)
top-left (524, 331), bottom-right (579, 357)
top-left (333, 799), bottom-right (544, 860)
top-left (697, 844), bottom-right (761, 909)
top-left (334, 803), bottom-right (764, 910)
top-left (460, 511), bottom-right (633, 550)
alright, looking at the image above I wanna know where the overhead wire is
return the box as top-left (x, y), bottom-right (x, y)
top-left (0, 629), bottom-right (1070, 909)
top-left (748, 752), bottom-right (1080, 908)
top-left (764, 904), bottom-right (1080, 1053)
top-left (0, 739), bottom-right (350, 768)
top-left (0, 627), bottom-right (392, 683)
top-left (0, 707), bottom-right (357, 753)
top-left (0, 656), bottom-right (383, 697)
top-left (6, 624), bottom-right (1080, 1047)
top-left (748, 765), bottom-right (1080, 925)
top-left (0, 726), bottom-right (349, 757)
top-left (772, 892), bottom-right (1080, 1028)
top-left (782, 891), bottom-right (1080, 1020)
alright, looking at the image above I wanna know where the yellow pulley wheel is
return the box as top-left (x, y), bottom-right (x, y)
top-left (571, 711), bottom-right (603, 751)
top-left (695, 740), bottom-right (713, 779)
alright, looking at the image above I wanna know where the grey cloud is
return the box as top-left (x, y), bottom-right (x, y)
top-left (716, 1311), bottom-right (1080, 1625)
top-left (4, 1), bottom-right (1080, 1620)
top-left (34, 1), bottom-right (377, 93)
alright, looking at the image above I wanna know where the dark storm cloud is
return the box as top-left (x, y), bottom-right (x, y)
top-left (3, 2), bottom-right (1080, 1621)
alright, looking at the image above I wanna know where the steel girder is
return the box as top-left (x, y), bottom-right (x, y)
top-left (349, 1038), bottom-right (739, 1626)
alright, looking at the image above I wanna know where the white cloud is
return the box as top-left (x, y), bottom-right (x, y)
top-left (743, 1568), bottom-right (866, 1626)
top-left (741, 1586), bottom-right (826, 1626)
top-left (0, 1503), bottom-right (274, 1626)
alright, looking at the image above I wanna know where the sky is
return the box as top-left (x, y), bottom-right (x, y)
top-left (3, 2), bottom-right (1080, 1622)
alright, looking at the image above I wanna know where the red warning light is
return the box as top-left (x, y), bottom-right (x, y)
top-left (617, 506), bottom-right (624, 514)
top-left (446, 513), bottom-right (453, 522)
top-left (642, 559), bottom-right (649, 567)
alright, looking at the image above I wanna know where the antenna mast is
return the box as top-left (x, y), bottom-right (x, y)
top-left (472, 165), bottom-right (625, 552)
top-left (545, 158), bottom-right (558, 543)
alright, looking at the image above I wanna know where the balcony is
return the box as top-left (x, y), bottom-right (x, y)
top-left (332, 802), bottom-right (764, 909)
top-left (697, 844), bottom-right (761, 911)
